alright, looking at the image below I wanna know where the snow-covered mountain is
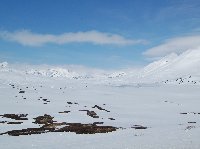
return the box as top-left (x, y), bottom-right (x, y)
top-left (139, 48), bottom-right (200, 81)
top-left (26, 68), bottom-right (80, 78)
top-left (1, 48), bottom-right (200, 84)
top-left (0, 62), bottom-right (8, 68)
top-left (1, 51), bottom-right (200, 149)
top-left (141, 53), bottom-right (178, 78)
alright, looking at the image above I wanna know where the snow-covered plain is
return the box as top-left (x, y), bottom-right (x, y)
top-left (1, 49), bottom-right (200, 149)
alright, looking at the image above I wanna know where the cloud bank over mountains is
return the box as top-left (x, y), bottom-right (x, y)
top-left (144, 35), bottom-right (200, 57)
top-left (1, 29), bottom-right (200, 62)
top-left (0, 30), bottom-right (146, 46)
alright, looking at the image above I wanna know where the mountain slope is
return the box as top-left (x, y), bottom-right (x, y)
top-left (1, 48), bottom-right (200, 85)
top-left (140, 48), bottom-right (200, 80)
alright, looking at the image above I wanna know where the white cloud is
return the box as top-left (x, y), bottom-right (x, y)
top-left (0, 30), bottom-right (146, 46)
top-left (143, 35), bottom-right (200, 57)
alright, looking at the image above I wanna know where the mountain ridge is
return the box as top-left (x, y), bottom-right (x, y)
top-left (1, 48), bottom-right (200, 84)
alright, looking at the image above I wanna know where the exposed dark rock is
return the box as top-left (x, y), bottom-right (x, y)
top-left (0, 127), bottom-right (52, 136)
top-left (58, 111), bottom-right (71, 114)
top-left (180, 113), bottom-right (188, 114)
top-left (1, 123), bottom-right (117, 136)
top-left (0, 121), bottom-right (7, 124)
top-left (188, 122), bottom-right (196, 123)
top-left (92, 105), bottom-right (104, 110)
top-left (67, 102), bottom-right (73, 104)
top-left (33, 114), bottom-right (54, 125)
top-left (55, 123), bottom-right (117, 134)
top-left (131, 125), bottom-right (147, 129)
top-left (180, 112), bottom-right (197, 115)
top-left (185, 126), bottom-right (195, 130)
top-left (19, 91), bottom-right (25, 93)
top-left (79, 110), bottom-right (99, 118)
top-left (108, 118), bottom-right (115, 120)
top-left (7, 122), bottom-right (23, 124)
top-left (93, 122), bottom-right (104, 125)
top-left (0, 114), bottom-right (28, 120)
top-left (42, 98), bottom-right (50, 103)
top-left (0, 107), bottom-right (133, 136)
top-left (87, 111), bottom-right (99, 118)
top-left (92, 105), bottom-right (110, 112)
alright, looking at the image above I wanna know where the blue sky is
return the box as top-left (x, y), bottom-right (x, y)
top-left (0, 0), bottom-right (200, 68)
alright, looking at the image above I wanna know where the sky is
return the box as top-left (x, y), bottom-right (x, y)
top-left (0, 0), bottom-right (200, 69)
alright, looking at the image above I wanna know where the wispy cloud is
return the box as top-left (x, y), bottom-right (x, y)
top-left (155, 1), bottom-right (200, 22)
top-left (143, 35), bottom-right (200, 57)
top-left (0, 30), bottom-right (146, 46)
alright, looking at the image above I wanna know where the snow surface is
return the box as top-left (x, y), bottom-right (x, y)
top-left (1, 49), bottom-right (200, 149)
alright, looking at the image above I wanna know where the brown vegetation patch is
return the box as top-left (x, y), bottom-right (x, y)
top-left (55, 123), bottom-right (117, 134)
top-left (33, 114), bottom-right (54, 124)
